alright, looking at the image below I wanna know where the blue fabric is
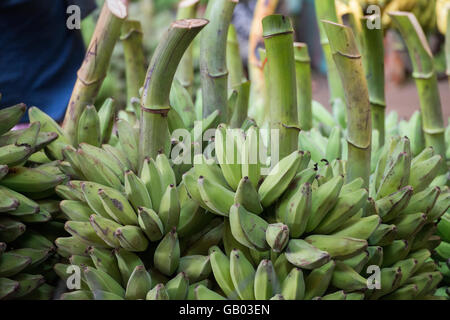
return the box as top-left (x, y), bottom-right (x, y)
top-left (0, 0), bottom-right (86, 122)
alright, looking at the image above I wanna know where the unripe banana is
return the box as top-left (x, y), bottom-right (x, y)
top-left (392, 213), bottom-right (427, 239)
top-left (316, 188), bottom-right (369, 234)
top-left (376, 151), bottom-right (411, 199)
top-left (183, 222), bottom-right (224, 256)
top-left (193, 154), bottom-right (231, 189)
top-left (277, 182), bottom-right (312, 238)
top-left (332, 215), bottom-right (381, 240)
top-left (159, 184), bottom-right (180, 233)
top-left (403, 186), bottom-right (441, 215)
top-left (124, 170), bottom-right (152, 211)
top-left (331, 261), bottom-right (368, 292)
top-left (114, 225), bottom-right (149, 252)
top-left (382, 283), bottom-right (418, 300)
top-left (367, 266), bottom-right (402, 300)
top-left (79, 144), bottom-right (124, 182)
top-left (194, 284), bottom-right (227, 300)
top-left (89, 215), bottom-right (122, 248)
top-left (165, 272), bottom-right (189, 300)
top-left (382, 240), bottom-right (410, 267)
top-left (0, 103), bottom-right (26, 135)
top-left (266, 223), bottom-right (289, 253)
top-left (209, 246), bottom-right (237, 299)
top-left (285, 239), bottom-right (330, 270)
top-left (97, 98), bottom-right (115, 144)
top-left (98, 188), bottom-right (138, 226)
top-left (230, 249), bottom-right (255, 300)
top-left (234, 176), bottom-right (263, 214)
top-left (77, 105), bottom-right (101, 147)
top-left (305, 235), bottom-right (368, 260)
top-left (253, 259), bottom-right (279, 300)
top-left (258, 151), bottom-right (304, 207)
top-left (198, 176), bottom-right (235, 216)
top-left (0, 166), bottom-right (65, 193)
top-left (342, 250), bottom-right (369, 274)
top-left (409, 155), bottom-right (443, 193)
top-left (281, 267), bottom-right (305, 300)
top-left (372, 224), bottom-right (399, 247)
top-left (306, 175), bottom-right (344, 232)
top-left (65, 221), bottom-right (110, 248)
top-left (125, 265), bottom-right (152, 300)
top-left (137, 207), bottom-right (164, 241)
top-left (0, 252), bottom-right (31, 277)
top-left (241, 126), bottom-right (262, 189)
top-left (77, 150), bottom-right (122, 190)
top-left (83, 266), bottom-right (125, 298)
top-left (325, 126), bottom-right (342, 161)
top-left (156, 152), bottom-right (177, 192)
top-left (304, 260), bottom-right (335, 300)
top-left (55, 236), bottom-right (89, 258)
top-left (88, 247), bottom-right (121, 284)
top-left (376, 186), bottom-right (413, 222)
top-left (117, 118), bottom-right (139, 169)
top-left (177, 255), bottom-right (211, 283)
top-left (229, 203), bottom-right (269, 251)
top-left (154, 229), bottom-right (180, 276)
top-left (146, 283), bottom-right (169, 300)
top-left (393, 258), bottom-right (419, 287)
top-left (215, 124), bottom-right (243, 190)
top-left (114, 248), bottom-right (144, 286)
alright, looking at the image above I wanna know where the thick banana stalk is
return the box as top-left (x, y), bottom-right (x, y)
top-left (200, 0), bottom-right (238, 122)
top-left (262, 15), bottom-right (299, 159)
top-left (248, 0), bottom-right (279, 126)
top-left (314, 0), bottom-right (347, 111)
top-left (175, 0), bottom-right (200, 94)
top-left (139, 19), bottom-right (208, 166)
top-left (62, 0), bottom-right (128, 145)
top-left (361, 15), bottom-right (386, 146)
top-left (293, 43), bottom-right (312, 131)
top-left (389, 12), bottom-right (446, 173)
top-left (227, 24), bottom-right (245, 91)
top-left (121, 20), bottom-right (146, 113)
top-left (323, 21), bottom-right (372, 187)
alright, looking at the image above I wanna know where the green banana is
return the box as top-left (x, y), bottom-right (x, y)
top-left (230, 249), bottom-right (255, 300)
top-left (140, 157), bottom-right (164, 212)
top-left (234, 176), bottom-right (263, 214)
top-left (177, 255), bottom-right (211, 283)
top-left (305, 235), bottom-right (368, 260)
top-left (98, 98), bottom-right (116, 144)
top-left (266, 223), bottom-right (289, 253)
top-left (304, 260), bottom-right (336, 300)
top-left (114, 225), bottom-right (148, 252)
top-left (146, 283), bottom-right (169, 300)
top-left (77, 105), bottom-right (101, 147)
top-left (137, 207), bottom-right (164, 241)
top-left (198, 176), bottom-right (235, 216)
top-left (331, 261), bottom-right (367, 291)
top-left (166, 272), bottom-right (189, 300)
top-left (281, 268), bottom-right (305, 300)
top-left (154, 229), bottom-right (180, 276)
top-left (258, 151), bottom-right (303, 207)
top-left (158, 184), bottom-right (180, 233)
top-left (125, 265), bottom-right (152, 300)
top-left (0, 104), bottom-right (26, 135)
top-left (253, 259), bottom-right (279, 300)
top-left (285, 239), bottom-right (330, 270)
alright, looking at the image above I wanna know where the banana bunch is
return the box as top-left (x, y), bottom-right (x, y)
top-left (0, 103), bottom-right (69, 300)
top-left (52, 115), bottom-right (226, 300)
top-left (435, 211), bottom-right (450, 298)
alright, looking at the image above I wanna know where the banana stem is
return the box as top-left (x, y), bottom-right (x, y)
top-left (263, 15), bottom-right (299, 160)
top-left (121, 20), bottom-right (147, 113)
top-left (389, 12), bottom-right (446, 172)
top-left (175, 0), bottom-right (200, 94)
top-left (248, 0), bottom-right (279, 127)
top-left (360, 15), bottom-right (386, 146)
top-left (293, 43), bottom-right (313, 131)
top-left (229, 81), bottom-right (250, 128)
top-left (227, 24), bottom-right (245, 91)
top-left (446, 8), bottom-right (450, 87)
top-left (62, 0), bottom-right (128, 145)
top-left (200, 0), bottom-right (238, 123)
top-left (314, 0), bottom-right (347, 109)
top-left (139, 19), bottom-right (208, 168)
top-left (323, 21), bottom-right (372, 188)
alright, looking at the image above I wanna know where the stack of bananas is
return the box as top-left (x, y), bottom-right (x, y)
top-left (54, 119), bottom-right (449, 299)
top-left (0, 104), bottom-right (68, 300)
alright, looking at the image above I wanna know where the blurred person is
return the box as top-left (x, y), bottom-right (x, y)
top-left (0, 0), bottom-right (96, 123)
